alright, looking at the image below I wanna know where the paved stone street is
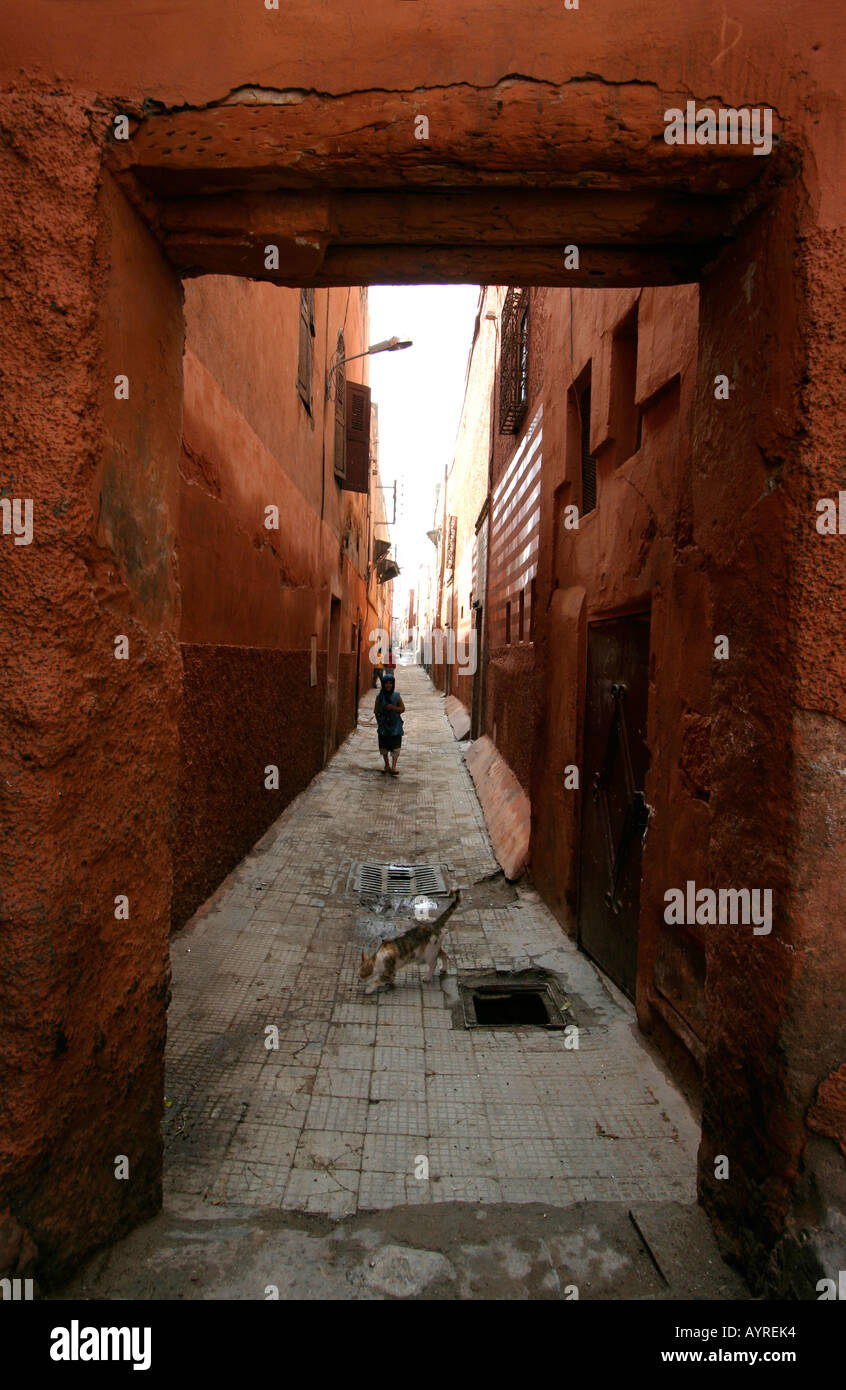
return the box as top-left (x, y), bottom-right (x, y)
top-left (66, 664), bottom-right (746, 1298)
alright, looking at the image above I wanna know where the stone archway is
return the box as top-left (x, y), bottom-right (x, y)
top-left (1, 71), bottom-right (843, 1295)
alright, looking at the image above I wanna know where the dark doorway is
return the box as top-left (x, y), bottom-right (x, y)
top-left (578, 613), bottom-right (651, 1001)
top-left (471, 504), bottom-right (489, 741)
top-left (325, 595), bottom-right (342, 761)
top-left (353, 616), bottom-right (363, 726)
top-left (470, 602), bottom-right (485, 739)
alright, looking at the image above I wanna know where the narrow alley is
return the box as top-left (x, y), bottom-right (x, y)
top-left (3, 2), bottom-right (844, 1339)
top-left (64, 665), bottom-right (744, 1300)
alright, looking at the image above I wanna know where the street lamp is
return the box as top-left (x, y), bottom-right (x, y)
top-left (325, 336), bottom-right (413, 400)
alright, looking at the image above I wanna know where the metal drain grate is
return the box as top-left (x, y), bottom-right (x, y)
top-left (349, 862), bottom-right (450, 899)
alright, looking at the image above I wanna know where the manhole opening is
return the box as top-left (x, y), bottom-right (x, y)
top-left (471, 989), bottom-right (550, 1026)
top-left (456, 971), bottom-right (571, 1030)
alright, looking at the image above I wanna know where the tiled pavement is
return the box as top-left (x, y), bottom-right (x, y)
top-left (164, 663), bottom-right (698, 1220)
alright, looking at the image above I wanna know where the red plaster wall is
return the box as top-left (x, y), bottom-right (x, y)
top-left (429, 286), bottom-right (545, 766)
top-left (4, 2), bottom-right (840, 195)
top-left (487, 451), bottom-right (544, 773)
top-left (531, 283), bottom-right (710, 1091)
top-left (483, 647), bottom-right (537, 792)
top-left (180, 346), bottom-right (326, 650)
top-left (444, 289), bottom-right (494, 716)
top-left (443, 278), bottom-right (710, 1078)
top-left (0, 112), bottom-right (183, 1282)
top-left (173, 278), bottom-right (373, 927)
top-left (2, 0), bottom-right (844, 1295)
top-left (480, 288), bottom-right (547, 787)
top-left (175, 646), bottom-right (327, 925)
top-left (692, 187), bottom-right (846, 1292)
top-left (450, 663), bottom-right (475, 718)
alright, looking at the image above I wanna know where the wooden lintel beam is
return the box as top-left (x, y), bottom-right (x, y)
top-left (314, 243), bottom-right (710, 286)
top-left (156, 187), bottom-right (734, 247)
top-left (169, 237), bottom-right (710, 288)
top-left (109, 81), bottom-right (786, 199)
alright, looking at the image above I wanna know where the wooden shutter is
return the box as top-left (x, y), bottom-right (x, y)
top-left (297, 289), bottom-right (314, 410)
top-left (499, 287), bottom-right (529, 433)
top-left (333, 336), bottom-right (346, 479)
top-left (445, 514), bottom-right (457, 577)
top-left (343, 380), bottom-right (371, 493)
top-left (580, 380), bottom-right (596, 514)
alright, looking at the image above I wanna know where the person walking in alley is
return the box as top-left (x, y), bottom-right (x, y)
top-left (372, 644), bottom-right (384, 689)
top-left (375, 672), bottom-right (405, 775)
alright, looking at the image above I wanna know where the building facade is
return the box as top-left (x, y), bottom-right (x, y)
top-left (427, 278), bottom-right (720, 1103)
top-left (2, 0), bottom-right (843, 1295)
top-left (174, 279), bottom-right (392, 926)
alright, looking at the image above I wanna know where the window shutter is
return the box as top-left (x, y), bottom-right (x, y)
top-left (446, 514), bottom-right (457, 577)
top-left (333, 335), bottom-right (346, 480)
top-left (580, 381), bottom-right (596, 515)
top-left (499, 287), bottom-right (530, 433)
top-left (343, 380), bottom-right (371, 493)
top-left (297, 289), bottom-right (315, 410)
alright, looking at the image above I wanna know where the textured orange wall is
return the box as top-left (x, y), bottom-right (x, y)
top-left (530, 282), bottom-right (708, 1080)
top-left (1, 0), bottom-right (843, 1295)
top-left (174, 278), bottom-right (373, 925)
top-left (440, 288), bottom-right (495, 713)
top-left (0, 1), bottom-right (840, 198)
top-left (182, 280), bottom-right (370, 650)
top-left (444, 280), bottom-right (709, 1080)
top-left (0, 144), bottom-right (183, 1281)
top-left (690, 185), bottom-right (846, 1291)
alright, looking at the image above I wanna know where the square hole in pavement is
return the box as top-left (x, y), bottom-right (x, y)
top-left (456, 970), bottom-right (571, 1030)
top-left (472, 989), bottom-right (550, 1026)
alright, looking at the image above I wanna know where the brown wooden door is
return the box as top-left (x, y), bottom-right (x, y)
top-left (578, 614), bottom-right (650, 1001)
top-left (470, 511), bottom-right (489, 740)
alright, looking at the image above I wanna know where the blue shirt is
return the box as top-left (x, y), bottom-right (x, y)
top-left (377, 690), bottom-right (404, 737)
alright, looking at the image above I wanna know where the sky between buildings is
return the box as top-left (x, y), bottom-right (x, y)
top-left (368, 284), bottom-right (481, 620)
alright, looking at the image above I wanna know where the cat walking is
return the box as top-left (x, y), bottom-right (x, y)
top-left (359, 891), bottom-right (461, 994)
